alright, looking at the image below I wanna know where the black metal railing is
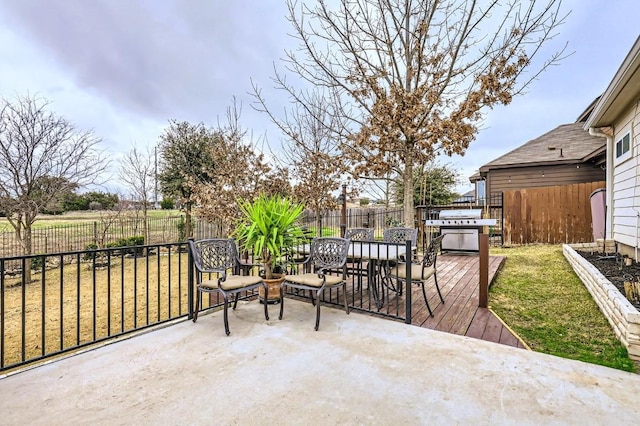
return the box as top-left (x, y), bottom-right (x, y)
top-left (0, 208), bottom-right (405, 258)
top-left (417, 192), bottom-right (504, 247)
top-left (0, 243), bottom-right (193, 372)
top-left (1, 238), bottom-right (416, 372)
top-left (285, 240), bottom-right (412, 323)
top-left (300, 207), bottom-right (405, 239)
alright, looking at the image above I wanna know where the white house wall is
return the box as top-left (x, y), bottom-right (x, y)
top-left (612, 102), bottom-right (640, 255)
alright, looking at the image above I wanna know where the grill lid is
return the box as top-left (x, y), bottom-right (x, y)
top-left (438, 209), bottom-right (483, 220)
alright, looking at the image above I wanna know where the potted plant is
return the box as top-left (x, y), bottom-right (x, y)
top-left (233, 194), bottom-right (307, 303)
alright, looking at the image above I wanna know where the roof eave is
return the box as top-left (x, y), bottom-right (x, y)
top-left (585, 36), bottom-right (640, 129)
top-left (481, 156), bottom-right (603, 172)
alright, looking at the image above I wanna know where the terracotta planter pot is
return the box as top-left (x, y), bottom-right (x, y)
top-left (260, 273), bottom-right (285, 304)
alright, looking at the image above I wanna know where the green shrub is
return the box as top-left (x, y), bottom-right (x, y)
top-left (104, 236), bottom-right (145, 256)
top-left (83, 243), bottom-right (99, 260)
top-left (128, 236), bottom-right (144, 246)
top-left (386, 217), bottom-right (402, 227)
top-left (160, 198), bottom-right (175, 209)
top-left (30, 254), bottom-right (46, 270)
top-left (177, 216), bottom-right (186, 241)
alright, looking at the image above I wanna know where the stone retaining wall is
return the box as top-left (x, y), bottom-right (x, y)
top-left (563, 244), bottom-right (640, 360)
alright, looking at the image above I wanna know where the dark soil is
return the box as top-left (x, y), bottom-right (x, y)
top-left (577, 251), bottom-right (640, 312)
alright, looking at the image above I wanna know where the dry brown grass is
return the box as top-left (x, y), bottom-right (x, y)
top-left (2, 251), bottom-right (192, 368)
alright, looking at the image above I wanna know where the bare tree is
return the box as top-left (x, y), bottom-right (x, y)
top-left (283, 0), bottom-right (568, 224)
top-left (252, 85), bottom-right (348, 236)
top-left (193, 101), bottom-right (291, 234)
top-left (357, 174), bottom-right (394, 207)
top-left (119, 145), bottom-right (155, 243)
top-left (95, 192), bottom-right (127, 248)
top-left (0, 94), bottom-right (108, 281)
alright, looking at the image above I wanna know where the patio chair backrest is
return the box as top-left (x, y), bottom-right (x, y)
top-left (189, 238), bottom-right (237, 273)
top-left (422, 234), bottom-right (445, 267)
top-left (344, 228), bottom-right (374, 241)
top-left (383, 227), bottom-right (418, 246)
top-left (309, 237), bottom-right (350, 272)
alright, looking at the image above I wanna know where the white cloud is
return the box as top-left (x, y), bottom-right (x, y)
top-left (1, 0), bottom-right (639, 197)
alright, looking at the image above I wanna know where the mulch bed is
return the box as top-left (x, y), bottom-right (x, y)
top-left (577, 251), bottom-right (640, 312)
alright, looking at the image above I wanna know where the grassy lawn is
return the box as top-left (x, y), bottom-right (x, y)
top-left (490, 244), bottom-right (636, 372)
top-left (0, 211), bottom-right (187, 257)
top-left (0, 209), bottom-right (182, 230)
top-left (1, 251), bottom-right (191, 368)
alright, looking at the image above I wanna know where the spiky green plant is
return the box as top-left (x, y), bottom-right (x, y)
top-left (233, 195), bottom-right (306, 279)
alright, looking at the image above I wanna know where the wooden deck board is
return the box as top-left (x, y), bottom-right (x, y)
top-left (418, 257), bottom-right (476, 330)
top-left (408, 254), bottom-right (524, 349)
top-left (311, 253), bottom-right (524, 350)
top-left (481, 313), bottom-right (504, 343)
top-left (432, 258), bottom-right (479, 332)
top-left (465, 308), bottom-right (491, 339)
top-left (499, 326), bottom-right (521, 347)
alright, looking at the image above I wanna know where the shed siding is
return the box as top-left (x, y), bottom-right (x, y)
top-left (486, 164), bottom-right (605, 195)
top-left (612, 102), bottom-right (640, 253)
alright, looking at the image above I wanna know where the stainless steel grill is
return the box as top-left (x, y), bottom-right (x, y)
top-left (424, 209), bottom-right (496, 253)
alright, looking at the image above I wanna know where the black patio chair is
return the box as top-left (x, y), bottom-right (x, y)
top-left (382, 227), bottom-right (419, 293)
top-left (386, 234), bottom-right (445, 317)
top-left (383, 227), bottom-right (418, 258)
top-left (279, 237), bottom-right (350, 331)
top-left (344, 228), bottom-right (375, 289)
top-left (189, 238), bottom-right (269, 336)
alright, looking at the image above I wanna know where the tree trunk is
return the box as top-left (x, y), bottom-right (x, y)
top-left (403, 145), bottom-right (415, 228)
top-left (315, 209), bottom-right (322, 237)
top-left (185, 204), bottom-right (193, 239)
top-left (23, 224), bottom-right (33, 284)
top-left (142, 203), bottom-right (149, 244)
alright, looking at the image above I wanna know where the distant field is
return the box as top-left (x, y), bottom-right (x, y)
top-left (0, 210), bottom-right (182, 231)
top-left (0, 210), bottom-right (222, 258)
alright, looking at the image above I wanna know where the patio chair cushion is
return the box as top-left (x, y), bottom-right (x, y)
top-left (390, 263), bottom-right (435, 281)
top-left (284, 273), bottom-right (344, 287)
top-left (200, 275), bottom-right (263, 291)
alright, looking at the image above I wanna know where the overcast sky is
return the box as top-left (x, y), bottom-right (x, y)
top-left (1, 0), bottom-right (639, 196)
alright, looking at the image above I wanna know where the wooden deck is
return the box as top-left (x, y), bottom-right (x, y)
top-left (337, 253), bottom-right (528, 350)
top-left (422, 254), bottom-right (527, 349)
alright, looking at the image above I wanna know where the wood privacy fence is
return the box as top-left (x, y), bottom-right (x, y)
top-left (503, 181), bottom-right (605, 245)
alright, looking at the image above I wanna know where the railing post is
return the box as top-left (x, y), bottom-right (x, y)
top-left (340, 183), bottom-right (347, 237)
top-left (405, 239), bottom-right (412, 324)
top-left (187, 238), bottom-right (194, 320)
top-left (479, 233), bottom-right (489, 308)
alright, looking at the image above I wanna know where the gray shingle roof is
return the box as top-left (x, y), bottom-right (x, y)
top-left (479, 122), bottom-right (605, 172)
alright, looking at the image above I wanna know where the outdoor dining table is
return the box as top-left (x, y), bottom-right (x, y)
top-left (293, 241), bottom-right (408, 310)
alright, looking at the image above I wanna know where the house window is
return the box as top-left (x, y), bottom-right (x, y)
top-left (475, 180), bottom-right (486, 205)
top-left (615, 132), bottom-right (631, 161)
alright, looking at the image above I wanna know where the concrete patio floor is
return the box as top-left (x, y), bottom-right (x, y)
top-left (1, 299), bottom-right (640, 425)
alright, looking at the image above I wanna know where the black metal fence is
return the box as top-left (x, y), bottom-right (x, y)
top-left (417, 192), bottom-right (504, 246)
top-left (301, 207), bottom-right (405, 238)
top-left (0, 208), bottom-right (405, 258)
top-left (0, 243), bottom-right (193, 372)
top-left (0, 216), bottom-right (224, 259)
top-left (1, 238), bottom-right (415, 373)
